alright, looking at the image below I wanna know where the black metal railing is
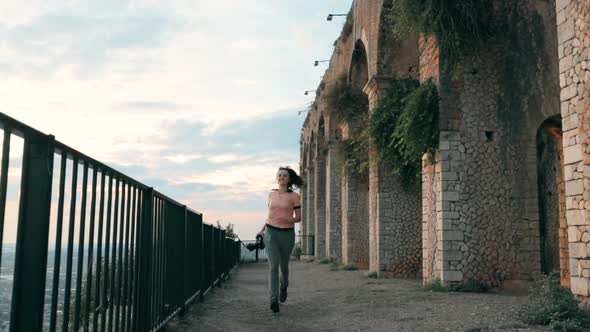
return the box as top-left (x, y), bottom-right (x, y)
top-left (0, 112), bottom-right (241, 332)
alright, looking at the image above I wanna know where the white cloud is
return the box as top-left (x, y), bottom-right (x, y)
top-left (165, 153), bottom-right (203, 164)
top-left (1, 0), bottom-right (352, 239)
top-left (207, 153), bottom-right (243, 164)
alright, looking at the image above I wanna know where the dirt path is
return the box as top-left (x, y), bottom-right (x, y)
top-left (166, 261), bottom-right (548, 332)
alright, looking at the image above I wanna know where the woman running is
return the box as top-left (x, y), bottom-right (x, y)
top-left (258, 166), bottom-right (303, 313)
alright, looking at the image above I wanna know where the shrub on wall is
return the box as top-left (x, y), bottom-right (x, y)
top-left (325, 74), bottom-right (368, 122)
top-left (391, 0), bottom-right (496, 61)
top-left (339, 125), bottom-right (370, 177)
top-left (369, 78), bottom-right (439, 185)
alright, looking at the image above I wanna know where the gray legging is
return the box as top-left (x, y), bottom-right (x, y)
top-left (265, 226), bottom-right (295, 302)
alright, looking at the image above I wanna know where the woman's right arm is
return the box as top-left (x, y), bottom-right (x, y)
top-left (258, 224), bottom-right (266, 236)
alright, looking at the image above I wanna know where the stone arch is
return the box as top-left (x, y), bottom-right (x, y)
top-left (536, 115), bottom-right (569, 287)
top-left (362, 3), bottom-right (422, 277)
top-left (350, 40), bottom-right (369, 89)
top-left (340, 39), bottom-right (371, 269)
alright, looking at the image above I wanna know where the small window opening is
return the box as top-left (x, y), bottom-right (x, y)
top-left (485, 131), bottom-right (495, 142)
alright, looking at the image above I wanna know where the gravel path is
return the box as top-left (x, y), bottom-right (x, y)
top-left (166, 261), bottom-right (548, 332)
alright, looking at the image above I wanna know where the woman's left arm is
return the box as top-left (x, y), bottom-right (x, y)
top-left (292, 208), bottom-right (301, 223)
top-left (292, 193), bottom-right (301, 223)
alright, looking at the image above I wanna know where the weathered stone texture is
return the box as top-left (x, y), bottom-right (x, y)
top-left (556, 0), bottom-right (590, 297)
top-left (326, 146), bottom-right (343, 260)
top-left (298, 0), bottom-right (587, 300)
top-left (314, 156), bottom-right (327, 258)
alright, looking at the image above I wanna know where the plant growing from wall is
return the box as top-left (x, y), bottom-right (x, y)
top-left (325, 74), bottom-right (368, 122)
top-left (369, 78), bottom-right (439, 185)
top-left (339, 125), bottom-right (370, 177)
top-left (391, 0), bottom-right (496, 62)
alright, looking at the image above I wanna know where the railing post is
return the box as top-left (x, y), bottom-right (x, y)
top-left (9, 133), bottom-right (55, 332)
top-left (182, 206), bottom-right (189, 313)
top-left (135, 187), bottom-right (154, 332)
top-left (195, 214), bottom-right (203, 302)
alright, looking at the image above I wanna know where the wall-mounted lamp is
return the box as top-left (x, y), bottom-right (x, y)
top-left (314, 60), bottom-right (330, 67)
top-left (327, 14), bottom-right (347, 21)
top-left (304, 90), bottom-right (315, 96)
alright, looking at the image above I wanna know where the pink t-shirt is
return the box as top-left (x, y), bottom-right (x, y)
top-left (266, 190), bottom-right (301, 229)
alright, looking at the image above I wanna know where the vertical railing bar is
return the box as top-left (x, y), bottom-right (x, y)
top-left (122, 185), bottom-right (134, 331)
top-left (62, 156), bottom-right (79, 332)
top-left (155, 199), bottom-right (164, 323)
top-left (49, 152), bottom-right (67, 332)
top-left (157, 199), bottom-right (164, 323)
top-left (134, 188), bottom-right (152, 332)
top-left (120, 182), bottom-right (131, 330)
top-left (130, 188), bottom-right (141, 331)
top-left (159, 200), bottom-right (166, 321)
top-left (150, 197), bottom-right (158, 326)
top-left (83, 164), bottom-right (98, 332)
top-left (163, 203), bottom-right (169, 315)
top-left (9, 133), bottom-right (55, 331)
top-left (73, 161), bottom-right (89, 331)
top-left (107, 177), bottom-right (120, 331)
top-left (114, 181), bottom-right (126, 330)
top-left (91, 170), bottom-right (104, 332)
top-left (100, 175), bottom-right (113, 332)
top-left (0, 128), bottom-right (11, 272)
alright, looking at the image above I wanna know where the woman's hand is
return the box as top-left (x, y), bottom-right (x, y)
top-left (258, 224), bottom-right (266, 237)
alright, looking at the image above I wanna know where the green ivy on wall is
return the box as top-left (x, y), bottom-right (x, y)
top-left (339, 124), bottom-right (370, 177)
top-left (369, 78), bottom-right (439, 185)
top-left (325, 74), bottom-right (368, 122)
top-left (391, 0), bottom-right (496, 62)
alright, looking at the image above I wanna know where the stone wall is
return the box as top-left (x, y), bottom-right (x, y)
top-left (556, 0), bottom-right (590, 297)
top-left (314, 155), bottom-right (327, 259)
top-left (299, 0), bottom-right (582, 295)
top-left (326, 145), bottom-right (343, 260)
top-left (342, 171), bottom-right (371, 269)
top-left (305, 165), bottom-right (315, 256)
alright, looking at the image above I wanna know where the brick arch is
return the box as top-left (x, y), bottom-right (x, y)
top-left (349, 39), bottom-right (370, 89)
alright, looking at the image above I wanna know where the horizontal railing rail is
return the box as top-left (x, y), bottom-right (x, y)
top-left (0, 112), bottom-right (241, 332)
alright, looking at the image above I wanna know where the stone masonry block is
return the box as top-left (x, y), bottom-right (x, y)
top-left (558, 18), bottom-right (575, 44)
top-left (444, 250), bottom-right (462, 261)
top-left (569, 242), bottom-right (588, 258)
top-left (560, 54), bottom-right (573, 73)
top-left (566, 179), bottom-right (585, 196)
top-left (561, 83), bottom-right (577, 101)
top-left (562, 113), bottom-right (579, 131)
top-left (564, 164), bottom-right (576, 181)
top-left (556, 0), bottom-right (571, 12)
top-left (443, 270), bottom-right (463, 282)
top-left (571, 277), bottom-right (589, 296)
top-left (443, 231), bottom-right (464, 241)
top-left (442, 191), bottom-right (460, 202)
top-left (571, 258), bottom-right (581, 276)
top-left (569, 226), bottom-right (583, 242)
top-left (567, 209), bottom-right (588, 226)
top-left (564, 145), bottom-right (583, 164)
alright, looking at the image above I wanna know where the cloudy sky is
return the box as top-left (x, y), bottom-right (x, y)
top-left (1, 0), bottom-right (353, 241)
